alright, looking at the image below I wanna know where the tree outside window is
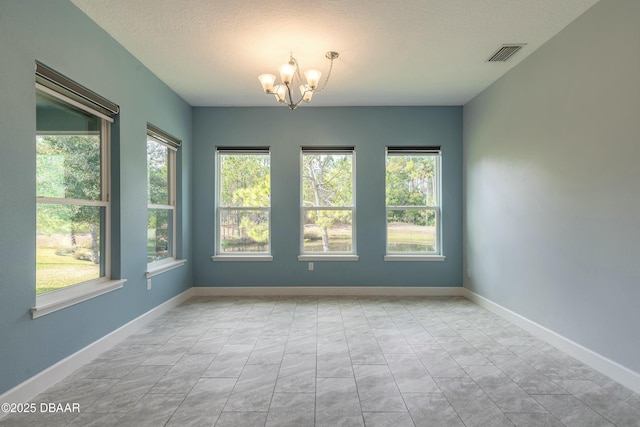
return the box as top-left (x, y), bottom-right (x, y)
top-left (147, 133), bottom-right (175, 264)
top-left (301, 148), bottom-right (355, 254)
top-left (216, 149), bottom-right (271, 254)
top-left (35, 91), bottom-right (108, 294)
top-left (386, 148), bottom-right (441, 254)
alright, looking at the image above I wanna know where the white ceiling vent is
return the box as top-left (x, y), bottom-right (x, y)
top-left (487, 44), bottom-right (527, 62)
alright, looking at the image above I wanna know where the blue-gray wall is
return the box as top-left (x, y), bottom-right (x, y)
top-left (0, 0), bottom-right (192, 394)
top-left (8, 0), bottom-right (635, 401)
top-left (192, 107), bottom-right (463, 287)
top-left (464, 0), bottom-right (640, 374)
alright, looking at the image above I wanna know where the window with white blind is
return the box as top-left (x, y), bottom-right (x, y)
top-left (146, 124), bottom-right (184, 276)
top-left (300, 147), bottom-right (357, 260)
top-left (34, 62), bottom-right (124, 318)
top-left (385, 146), bottom-right (444, 261)
top-left (214, 147), bottom-right (271, 260)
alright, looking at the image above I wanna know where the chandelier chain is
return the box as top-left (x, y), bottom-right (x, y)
top-left (292, 55), bottom-right (305, 86)
top-left (314, 55), bottom-right (334, 94)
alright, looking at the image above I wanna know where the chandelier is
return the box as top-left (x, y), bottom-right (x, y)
top-left (258, 51), bottom-right (339, 110)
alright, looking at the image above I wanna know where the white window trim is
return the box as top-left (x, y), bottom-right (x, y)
top-left (211, 255), bottom-right (273, 262)
top-left (146, 258), bottom-right (187, 278)
top-left (385, 149), bottom-right (443, 257)
top-left (35, 86), bottom-right (119, 315)
top-left (147, 132), bottom-right (179, 266)
top-left (298, 254), bottom-right (359, 262)
top-left (300, 149), bottom-right (357, 256)
top-left (215, 149), bottom-right (272, 256)
top-left (32, 278), bottom-right (126, 319)
top-left (384, 255), bottom-right (445, 262)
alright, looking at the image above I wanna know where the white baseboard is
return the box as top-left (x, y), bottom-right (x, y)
top-left (462, 288), bottom-right (640, 395)
top-left (192, 286), bottom-right (465, 297)
top-left (8, 284), bottom-right (636, 417)
top-left (0, 284), bottom-right (460, 415)
top-left (0, 289), bottom-right (193, 414)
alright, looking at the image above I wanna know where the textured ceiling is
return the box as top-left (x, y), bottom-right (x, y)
top-left (71, 0), bottom-right (599, 107)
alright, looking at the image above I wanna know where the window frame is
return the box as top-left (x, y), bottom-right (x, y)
top-left (146, 132), bottom-right (176, 268)
top-left (33, 79), bottom-right (125, 319)
top-left (145, 124), bottom-right (186, 277)
top-left (213, 147), bottom-right (272, 261)
top-left (384, 146), bottom-right (445, 262)
top-left (299, 146), bottom-right (358, 261)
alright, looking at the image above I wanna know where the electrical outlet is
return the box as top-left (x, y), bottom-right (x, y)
top-left (146, 278), bottom-right (152, 290)
top-left (308, 262), bottom-right (314, 271)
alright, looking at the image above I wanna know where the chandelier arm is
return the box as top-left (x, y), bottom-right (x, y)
top-left (261, 51), bottom-right (338, 109)
top-left (284, 82), bottom-right (305, 110)
top-left (285, 83), bottom-right (295, 107)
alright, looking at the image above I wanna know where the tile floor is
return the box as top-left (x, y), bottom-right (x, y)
top-left (2, 296), bottom-right (639, 426)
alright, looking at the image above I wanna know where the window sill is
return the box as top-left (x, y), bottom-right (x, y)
top-left (211, 255), bottom-right (273, 262)
top-left (146, 259), bottom-right (187, 278)
top-left (32, 279), bottom-right (127, 319)
top-left (384, 255), bottom-right (446, 262)
top-left (298, 254), bottom-right (359, 262)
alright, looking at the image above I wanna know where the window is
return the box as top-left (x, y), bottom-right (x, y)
top-left (300, 147), bottom-right (356, 258)
top-left (214, 147), bottom-right (271, 259)
top-left (146, 124), bottom-right (180, 270)
top-left (385, 146), bottom-right (443, 259)
top-left (36, 91), bottom-right (108, 294)
top-left (34, 62), bottom-right (123, 317)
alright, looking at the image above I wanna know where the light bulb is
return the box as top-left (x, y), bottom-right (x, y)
top-left (274, 85), bottom-right (287, 103)
top-left (304, 69), bottom-right (322, 90)
top-left (279, 63), bottom-right (295, 85)
top-left (258, 74), bottom-right (276, 93)
top-left (300, 85), bottom-right (313, 102)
